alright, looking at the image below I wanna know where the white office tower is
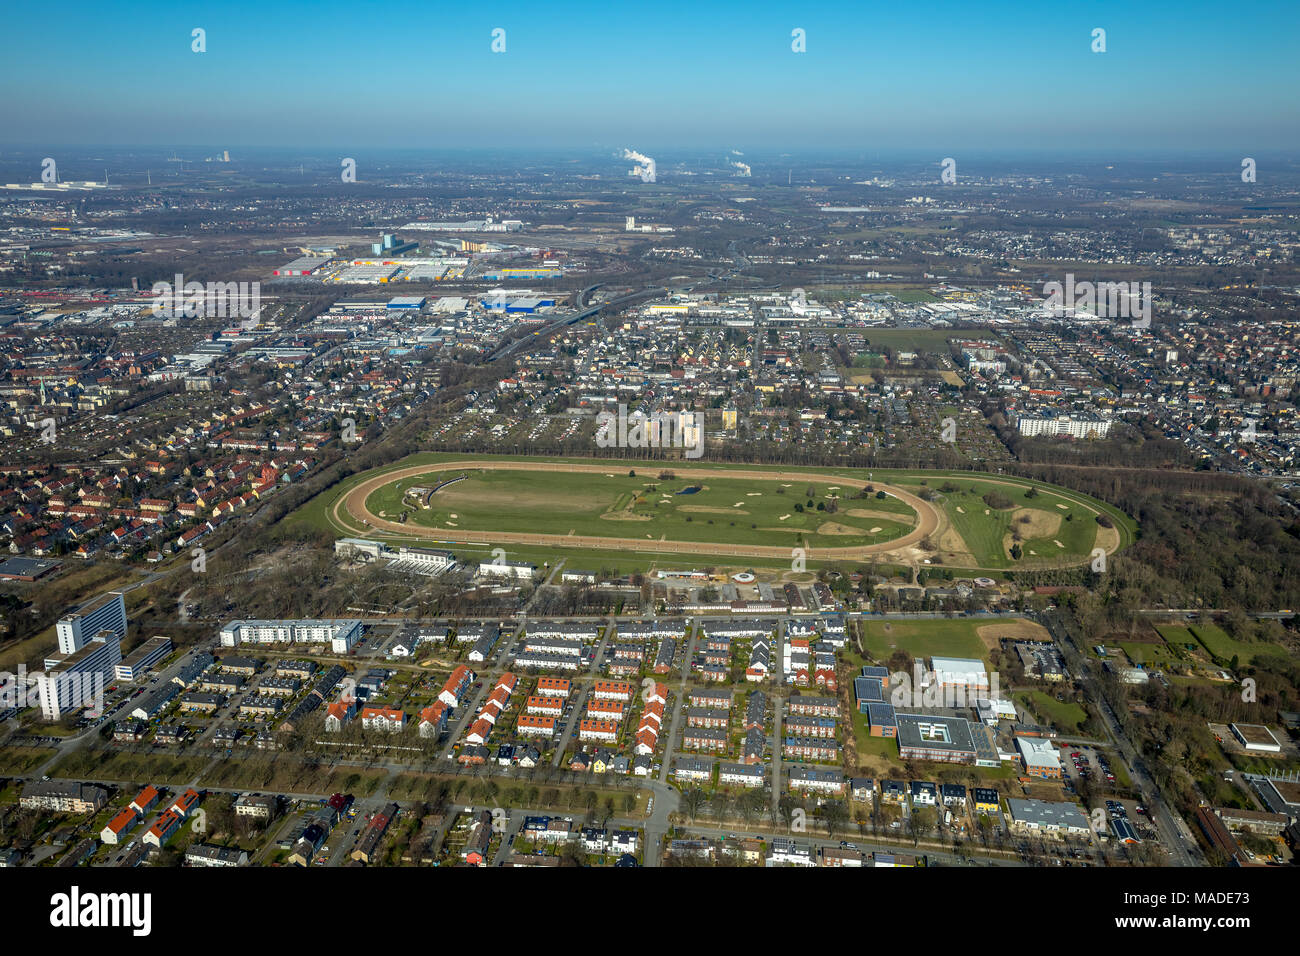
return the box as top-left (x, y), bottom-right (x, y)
top-left (55, 592), bottom-right (127, 655)
top-left (37, 632), bottom-right (122, 720)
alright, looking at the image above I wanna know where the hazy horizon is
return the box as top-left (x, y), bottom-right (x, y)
top-left (3, 0), bottom-right (1298, 152)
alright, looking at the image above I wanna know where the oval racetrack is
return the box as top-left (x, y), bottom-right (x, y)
top-left (332, 459), bottom-right (944, 562)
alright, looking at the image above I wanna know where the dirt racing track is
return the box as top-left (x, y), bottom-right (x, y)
top-left (331, 459), bottom-right (946, 563)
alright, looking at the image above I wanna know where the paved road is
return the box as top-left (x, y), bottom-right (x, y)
top-left (1042, 610), bottom-right (1201, 867)
top-left (770, 698), bottom-right (783, 818)
top-left (552, 686), bottom-right (588, 768)
top-left (665, 820), bottom-right (1021, 867)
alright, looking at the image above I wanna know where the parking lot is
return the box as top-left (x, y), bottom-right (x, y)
top-left (1059, 744), bottom-right (1117, 791)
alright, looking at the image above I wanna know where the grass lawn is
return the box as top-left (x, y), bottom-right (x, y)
top-left (1229, 753), bottom-right (1300, 775)
top-left (1014, 690), bottom-right (1088, 734)
top-left (0, 746), bottom-right (56, 776)
top-left (848, 328), bottom-right (966, 352)
top-left (847, 707), bottom-right (905, 774)
top-left (200, 757), bottom-right (386, 796)
top-left (389, 772), bottom-right (649, 816)
top-left (1118, 641), bottom-right (1182, 667)
top-left (1154, 625), bottom-right (1199, 651)
top-left (910, 477), bottom-right (1103, 568)
top-left (50, 750), bottom-right (210, 785)
top-left (860, 618), bottom-right (993, 664)
top-left (368, 469), bottom-right (915, 550)
top-left (1188, 622), bottom-right (1288, 666)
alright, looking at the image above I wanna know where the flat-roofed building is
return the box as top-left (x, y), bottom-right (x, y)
top-left (928, 656), bottom-right (990, 694)
top-left (478, 560), bottom-right (533, 581)
top-left (1230, 723), bottom-right (1282, 753)
top-left (895, 713), bottom-right (978, 764)
top-left (36, 633), bottom-right (121, 720)
top-left (115, 636), bottom-right (173, 682)
top-left (854, 676), bottom-right (884, 712)
top-left (867, 702), bottom-right (898, 737)
top-left (1250, 775), bottom-right (1300, 819)
top-left (56, 592), bottom-right (126, 655)
top-left (219, 618), bottom-right (362, 654)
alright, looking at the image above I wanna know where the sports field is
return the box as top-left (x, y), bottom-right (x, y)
top-left (296, 454), bottom-right (1134, 572)
top-left (860, 618), bottom-right (995, 663)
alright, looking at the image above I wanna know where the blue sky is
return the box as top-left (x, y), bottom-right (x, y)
top-left (2, 0), bottom-right (1297, 152)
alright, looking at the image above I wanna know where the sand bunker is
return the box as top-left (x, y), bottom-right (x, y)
top-left (1011, 507), bottom-right (1061, 539)
top-left (978, 619), bottom-right (1050, 648)
top-left (846, 508), bottom-right (911, 524)
top-left (816, 522), bottom-right (862, 536)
